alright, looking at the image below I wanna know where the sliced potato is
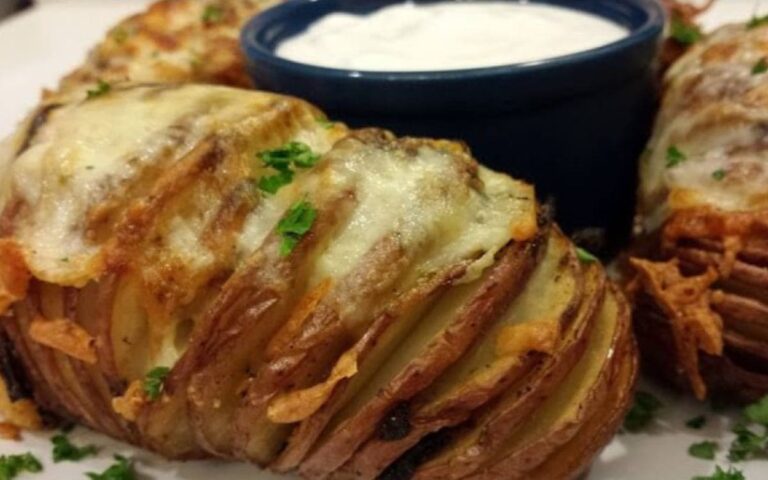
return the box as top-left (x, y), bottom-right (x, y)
top-left (296, 232), bottom-right (543, 479)
top-left (339, 228), bottom-right (586, 479)
top-left (525, 333), bottom-right (637, 480)
top-left (412, 283), bottom-right (625, 480)
top-left (471, 285), bottom-right (631, 479)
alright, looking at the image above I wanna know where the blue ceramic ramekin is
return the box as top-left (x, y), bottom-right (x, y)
top-left (241, 0), bottom-right (665, 253)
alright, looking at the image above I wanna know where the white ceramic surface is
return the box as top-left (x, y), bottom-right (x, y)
top-left (1, 1), bottom-right (768, 479)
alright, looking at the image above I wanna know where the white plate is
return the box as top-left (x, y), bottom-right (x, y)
top-left (1, 1), bottom-right (768, 479)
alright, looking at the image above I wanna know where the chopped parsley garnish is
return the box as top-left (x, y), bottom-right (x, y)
top-left (87, 80), bottom-right (111, 99)
top-left (744, 395), bottom-right (768, 428)
top-left (0, 453), bottom-right (42, 479)
top-left (670, 17), bottom-right (703, 45)
top-left (712, 169), bottom-right (727, 181)
top-left (689, 440), bottom-right (718, 460)
top-left (143, 366), bottom-right (170, 401)
top-left (202, 5), bottom-right (224, 24)
top-left (623, 391), bottom-right (662, 432)
top-left (753, 57), bottom-right (768, 75)
top-left (86, 455), bottom-right (135, 480)
top-left (277, 200), bottom-right (317, 256)
top-left (666, 145), bottom-right (687, 168)
top-left (51, 433), bottom-right (98, 462)
top-left (258, 169), bottom-right (294, 195)
top-left (256, 141), bottom-right (320, 194)
top-left (729, 422), bottom-right (766, 461)
top-left (748, 14), bottom-right (768, 30)
top-left (576, 247), bottom-right (599, 264)
top-left (686, 415), bottom-right (707, 429)
top-left (745, 395), bottom-right (768, 424)
top-left (259, 141), bottom-right (319, 170)
top-left (728, 395), bottom-right (768, 461)
top-left (694, 466), bottom-right (745, 480)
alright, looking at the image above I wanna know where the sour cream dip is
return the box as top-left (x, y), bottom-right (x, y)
top-left (275, 1), bottom-right (629, 72)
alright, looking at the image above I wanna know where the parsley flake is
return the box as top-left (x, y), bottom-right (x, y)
top-left (748, 14), bottom-right (768, 30)
top-left (686, 415), bottom-right (707, 429)
top-left (745, 395), bottom-right (768, 425)
top-left (256, 142), bottom-right (320, 194)
top-left (689, 440), bottom-right (718, 460)
top-left (712, 169), bottom-right (727, 181)
top-left (259, 141), bottom-right (319, 170)
top-left (729, 422), bottom-right (767, 461)
top-left (576, 247), bottom-right (599, 264)
top-left (258, 170), bottom-right (294, 195)
top-left (623, 391), bottom-right (662, 432)
top-left (87, 80), bottom-right (111, 99)
top-left (694, 466), bottom-right (745, 480)
top-left (51, 433), bottom-right (98, 462)
top-left (202, 5), bottom-right (224, 24)
top-left (143, 366), bottom-right (170, 401)
top-left (726, 394), bottom-right (768, 461)
top-left (753, 57), bottom-right (768, 75)
top-left (86, 455), bottom-right (135, 480)
top-left (666, 145), bottom-right (687, 168)
top-left (277, 200), bottom-right (317, 256)
top-left (670, 17), bottom-right (703, 45)
top-left (0, 453), bottom-right (42, 480)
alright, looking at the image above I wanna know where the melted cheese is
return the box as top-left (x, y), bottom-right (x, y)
top-left (2, 85), bottom-right (337, 286)
top-left (1, 84), bottom-right (537, 372)
top-left (307, 138), bottom-right (536, 287)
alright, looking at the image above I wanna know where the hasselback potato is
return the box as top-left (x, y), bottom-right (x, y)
top-left (631, 20), bottom-right (768, 402)
top-left (0, 82), bottom-right (636, 479)
top-left (57, 0), bottom-right (277, 94)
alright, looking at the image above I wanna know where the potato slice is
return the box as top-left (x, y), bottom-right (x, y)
top-left (472, 285), bottom-right (631, 479)
top-left (267, 260), bottom-right (470, 471)
top-left (139, 190), bottom-right (352, 459)
top-left (412, 283), bottom-right (625, 480)
top-left (296, 231), bottom-right (543, 479)
top-left (340, 228), bottom-right (588, 479)
top-left (230, 133), bottom-right (539, 467)
top-left (11, 291), bottom-right (97, 428)
top-left (525, 331), bottom-right (637, 480)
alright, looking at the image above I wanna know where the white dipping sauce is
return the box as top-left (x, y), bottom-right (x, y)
top-left (276, 2), bottom-right (629, 72)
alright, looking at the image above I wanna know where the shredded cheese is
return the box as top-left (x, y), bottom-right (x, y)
top-left (630, 257), bottom-right (723, 399)
top-left (28, 317), bottom-right (97, 364)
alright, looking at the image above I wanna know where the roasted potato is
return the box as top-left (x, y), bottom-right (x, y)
top-left (0, 83), bottom-right (636, 479)
top-left (629, 20), bottom-right (768, 402)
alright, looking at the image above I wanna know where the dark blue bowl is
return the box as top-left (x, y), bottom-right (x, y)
top-left (241, 0), bottom-right (665, 253)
